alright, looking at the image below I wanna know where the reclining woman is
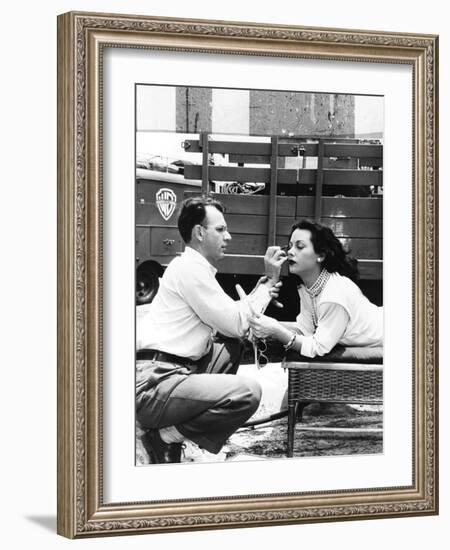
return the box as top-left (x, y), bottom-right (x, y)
top-left (249, 220), bottom-right (383, 357)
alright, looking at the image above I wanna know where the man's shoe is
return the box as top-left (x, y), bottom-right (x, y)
top-left (181, 440), bottom-right (228, 463)
top-left (142, 429), bottom-right (182, 464)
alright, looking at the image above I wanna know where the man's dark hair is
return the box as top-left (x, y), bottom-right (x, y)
top-left (177, 195), bottom-right (224, 243)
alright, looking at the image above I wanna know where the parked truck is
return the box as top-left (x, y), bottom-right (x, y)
top-left (136, 132), bottom-right (383, 317)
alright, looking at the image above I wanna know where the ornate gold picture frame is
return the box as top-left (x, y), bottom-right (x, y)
top-left (57, 11), bottom-right (438, 538)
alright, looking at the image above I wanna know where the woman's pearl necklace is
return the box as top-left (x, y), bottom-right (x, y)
top-left (304, 268), bottom-right (330, 327)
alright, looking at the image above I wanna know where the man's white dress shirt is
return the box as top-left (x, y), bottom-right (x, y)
top-left (137, 247), bottom-right (271, 360)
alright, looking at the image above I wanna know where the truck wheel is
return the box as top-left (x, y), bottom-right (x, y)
top-left (136, 261), bottom-right (163, 305)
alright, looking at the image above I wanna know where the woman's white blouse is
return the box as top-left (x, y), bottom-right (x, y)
top-left (296, 272), bottom-right (383, 357)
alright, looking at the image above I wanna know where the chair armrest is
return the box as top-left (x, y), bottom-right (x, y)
top-left (284, 344), bottom-right (383, 364)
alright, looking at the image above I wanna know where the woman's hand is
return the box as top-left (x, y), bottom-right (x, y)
top-left (248, 313), bottom-right (282, 339)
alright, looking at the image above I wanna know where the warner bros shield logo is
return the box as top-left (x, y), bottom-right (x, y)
top-left (156, 188), bottom-right (177, 221)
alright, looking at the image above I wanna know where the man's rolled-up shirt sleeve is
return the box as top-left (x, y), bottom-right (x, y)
top-left (178, 268), bottom-right (271, 338)
top-left (300, 302), bottom-right (349, 358)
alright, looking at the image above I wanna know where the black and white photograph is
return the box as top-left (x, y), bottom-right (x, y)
top-left (134, 84), bottom-right (384, 466)
top-left (52, 7), bottom-right (438, 541)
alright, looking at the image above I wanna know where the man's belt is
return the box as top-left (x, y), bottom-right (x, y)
top-left (136, 349), bottom-right (195, 365)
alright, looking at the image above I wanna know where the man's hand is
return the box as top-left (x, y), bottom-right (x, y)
top-left (264, 246), bottom-right (288, 283)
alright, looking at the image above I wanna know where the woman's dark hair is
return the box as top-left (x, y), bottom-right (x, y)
top-left (177, 195), bottom-right (224, 243)
top-left (290, 219), bottom-right (359, 283)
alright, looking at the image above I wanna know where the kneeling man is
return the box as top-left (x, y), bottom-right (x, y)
top-left (136, 195), bottom-right (284, 463)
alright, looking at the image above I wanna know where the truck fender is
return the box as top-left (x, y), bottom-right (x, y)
top-left (136, 260), bottom-right (164, 305)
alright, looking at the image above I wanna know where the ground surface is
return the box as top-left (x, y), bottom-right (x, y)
top-left (227, 405), bottom-right (382, 461)
top-left (136, 358), bottom-right (383, 464)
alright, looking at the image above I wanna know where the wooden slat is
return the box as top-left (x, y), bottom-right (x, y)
top-left (228, 145), bottom-right (315, 163)
top-left (225, 234), bottom-right (267, 255)
top-left (224, 194), bottom-right (294, 216)
top-left (184, 139), bottom-right (273, 155)
top-left (226, 233), bottom-right (292, 255)
top-left (185, 140), bottom-right (382, 159)
top-left (229, 154), bottom-right (271, 164)
top-left (185, 140), bottom-right (317, 157)
top-left (278, 143), bottom-right (318, 157)
top-left (137, 199), bottom-right (382, 239)
top-left (257, 216), bottom-right (381, 239)
top-left (337, 238), bottom-right (382, 259)
top-left (358, 260), bottom-right (382, 279)
top-left (135, 229), bottom-right (381, 260)
top-left (323, 143), bottom-right (383, 158)
top-left (209, 233), bottom-right (382, 259)
top-left (296, 169), bottom-right (382, 186)
top-left (201, 132), bottom-right (209, 193)
top-left (184, 165), bottom-right (297, 183)
top-left (321, 217), bottom-right (382, 238)
top-left (268, 136), bottom-right (279, 245)
top-left (296, 196), bottom-right (383, 218)
top-left (323, 158), bottom-right (358, 169)
top-left (359, 159), bottom-right (383, 167)
top-left (183, 191), bottom-right (296, 216)
top-left (184, 165), bottom-right (381, 186)
top-left (278, 142), bottom-right (383, 159)
top-left (218, 255), bottom-right (382, 279)
top-left (323, 169), bottom-right (382, 186)
top-left (226, 214), bottom-right (294, 235)
top-left (314, 139), bottom-right (325, 221)
top-left (218, 254), bottom-right (265, 274)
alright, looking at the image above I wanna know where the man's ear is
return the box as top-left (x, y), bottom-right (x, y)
top-left (192, 224), bottom-right (204, 242)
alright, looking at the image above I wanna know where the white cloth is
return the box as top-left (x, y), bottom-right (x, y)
top-left (137, 247), bottom-right (271, 360)
top-left (296, 272), bottom-right (383, 358)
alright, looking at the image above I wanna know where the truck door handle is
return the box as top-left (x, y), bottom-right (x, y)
top-left (163, 239), bottom-right (175, 246)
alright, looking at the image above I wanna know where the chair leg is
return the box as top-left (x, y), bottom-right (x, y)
top-left (296, 402), bottom-right (307, 421)
top-left (287, 402), bottom-right (298, 457)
